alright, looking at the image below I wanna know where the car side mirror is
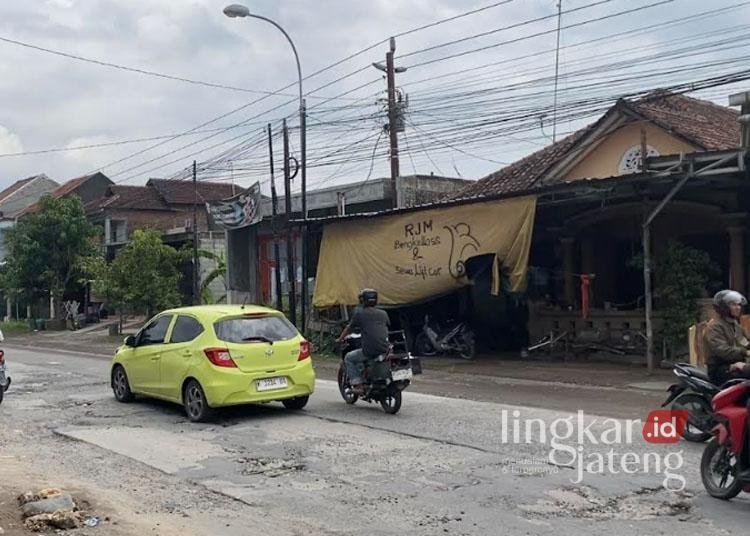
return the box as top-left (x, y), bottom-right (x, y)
top-left (124, 335), bottom-right (136, 347)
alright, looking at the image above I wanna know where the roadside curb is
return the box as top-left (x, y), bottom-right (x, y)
top-left (4, 343), bottom-right (112, 360)
top-left (5, 343), bottom-right (667, 394)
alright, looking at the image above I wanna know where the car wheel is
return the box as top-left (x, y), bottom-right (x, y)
top-left (111, 365), bottom-right (135, 403)
top-left (183, 379), bottom-right (215, 422)
top-left (282, 396), bottom-right (309, 410)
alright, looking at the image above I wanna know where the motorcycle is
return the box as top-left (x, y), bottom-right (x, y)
top-left (337, 330), bottom-right (422, 414)
top-left (661, 362), bottom-right (726, 442)
top-left (700, 379), bottom-right (750, 500)
top-left (413, 315), bottom-right (476, 360)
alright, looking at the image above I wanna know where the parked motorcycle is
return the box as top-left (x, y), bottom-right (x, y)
top-left (700, 379), bottom-right (750, 500)
top-left (337, 331), bottom-right (422, 414)
top-left (662, 362), bottom-right (724, 442)
top-left (413, 315), bottom-right (476, 360)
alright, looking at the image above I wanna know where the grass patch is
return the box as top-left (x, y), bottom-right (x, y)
top-left (0, 320), bottom-right (31, 334)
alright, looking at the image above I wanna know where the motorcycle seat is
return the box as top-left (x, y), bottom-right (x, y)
top-left (674, 363), bottom-right (711, 383)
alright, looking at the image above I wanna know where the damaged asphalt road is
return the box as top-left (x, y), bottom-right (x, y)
top-left (1, 346), bottom-right (748, 535)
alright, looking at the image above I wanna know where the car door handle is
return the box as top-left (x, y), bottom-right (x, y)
top-left (182, 350), bottom-right (192, 357)
top-left (150, 354), bottom-right (161, 361)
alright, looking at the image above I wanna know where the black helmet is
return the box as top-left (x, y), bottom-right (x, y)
top-left (713, 289), bottom-right (747, 316)
top-left (358, 288), bottom-right (378, 307)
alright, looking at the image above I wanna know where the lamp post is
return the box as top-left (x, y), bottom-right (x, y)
top-left (224, 4), bottom-right (307, 329)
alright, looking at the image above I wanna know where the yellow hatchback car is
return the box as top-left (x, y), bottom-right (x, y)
top-left (110, 305), bottom-right (315, 422)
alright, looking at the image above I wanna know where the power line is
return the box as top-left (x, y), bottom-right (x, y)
top-left (85, 0), bottom-right (520, 177)
top-left (405, 0), bottom-right (676, 69)
top-left (0, 34), bottom-right (348, 100)
top-left (398, 0), bottom-right (613, 60)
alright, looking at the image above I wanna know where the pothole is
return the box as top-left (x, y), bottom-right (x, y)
top-left (519, 485), bottom-right (694, 521)
top-left (236, 457), bottom-right (305, 477)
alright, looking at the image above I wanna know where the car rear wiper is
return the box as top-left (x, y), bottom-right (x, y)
top-left (242, 336), bottom-right (274, 344)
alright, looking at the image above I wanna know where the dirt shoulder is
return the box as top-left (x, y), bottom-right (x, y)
top-left (0, 457), bottom-right (192, 536)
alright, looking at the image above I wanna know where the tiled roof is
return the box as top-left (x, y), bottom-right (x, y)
top-left (0, 175), bottom-right (38, 204)
top-left (86, 185), bottom-right (169, 213)
top-left (629, 91), bottom-right (739, 150)
top-left (147, 178), bottom-right (238, 205)
top-left (21, 172), bottom-right (111, 216)
top-left (449, 92), bottom-right (740, 201)
top-left (52, 173), bottom-right (94, 199)
top-left (451, 127), bottom-right (594, 201)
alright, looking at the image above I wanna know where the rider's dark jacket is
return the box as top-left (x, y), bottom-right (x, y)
top-left (704, 315), bottom-right (749, 384)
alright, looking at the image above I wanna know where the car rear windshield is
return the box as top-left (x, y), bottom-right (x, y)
top-left (214, 315), bottom-right (298, 344)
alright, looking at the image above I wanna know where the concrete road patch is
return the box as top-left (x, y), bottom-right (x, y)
top-left (55, 426), bottom-right (220, 474)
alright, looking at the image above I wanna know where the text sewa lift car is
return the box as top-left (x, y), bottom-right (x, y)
top-left (110, 305), bottom-right (315, 422)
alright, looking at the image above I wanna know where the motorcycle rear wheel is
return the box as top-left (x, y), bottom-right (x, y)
top-left (701, 437), bottom-right (744, 500)
top-left (673, 394), bottom-right (712, 442)
top-left (459, 331), bottom-right (476, 360)
top-left (337, 364), bottom-right (358, 405)
top-left (380, 389), bottom-right (402, 414)
top-left (414, 333), bottom-right (437, 357)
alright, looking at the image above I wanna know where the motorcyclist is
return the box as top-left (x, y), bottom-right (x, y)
top-left (336, 289), bottom-right (390, 396)
top-left (705, 289), bottom-right (750, 386)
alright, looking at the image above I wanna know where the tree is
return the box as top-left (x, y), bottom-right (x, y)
top-left (104, 229), bottom-right (182, 318)
top-left (4, 195), bottom-right (98, 319)
top-left (632, 241), bottom-right (720, 351)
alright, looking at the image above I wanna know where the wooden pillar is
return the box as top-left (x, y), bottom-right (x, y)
top-left (580, 237), bottom-right (595, 305)
top-left (561, 237), bottom-right (575, 306)
top-left (728, 225), bottom-right (745, 294)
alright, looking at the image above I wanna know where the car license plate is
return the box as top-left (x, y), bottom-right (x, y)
top-left (256, 377), bottom-right (288, 392)
top-left (391, 368), bottom-right (412, 381)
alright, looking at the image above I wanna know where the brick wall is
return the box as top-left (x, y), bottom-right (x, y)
top-left (107, 207), bottom-right (212, 235)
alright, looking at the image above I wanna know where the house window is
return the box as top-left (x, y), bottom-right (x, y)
top-left (618, 144), bottom-right (659, 175)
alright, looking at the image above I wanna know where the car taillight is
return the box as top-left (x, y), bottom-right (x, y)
top-left (298, 341), bottom-right (311, 361)
top-left (204, 348), bottom-right (237, 368)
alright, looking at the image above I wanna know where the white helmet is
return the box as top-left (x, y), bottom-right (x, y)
top-left (713, 290), bottom-right (747, 315)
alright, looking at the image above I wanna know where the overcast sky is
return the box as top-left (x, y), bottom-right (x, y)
top-left (0, 0), bottom-right (748, 193)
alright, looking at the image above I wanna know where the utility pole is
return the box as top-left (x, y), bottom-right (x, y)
top-left (192, 160), bottom-right (200, 305)
top-left (268, 124), bottom-right (283, 312)
top-left (386, 37), bottom-right (400, 207)
top-left (283, 119), bottom-right (297, 326)
top-left (552, 0), bottom-right (563, 143)
top-left (373, 38), bottom-right (407, 207)
top-left (300, 99), bottom-right (308, 334)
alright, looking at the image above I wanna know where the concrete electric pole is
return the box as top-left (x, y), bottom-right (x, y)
top-left (373, 37), bottom-right (407, 209)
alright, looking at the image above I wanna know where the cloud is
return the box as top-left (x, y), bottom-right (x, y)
top-left (0, 0), bottom-right (746, 190)
top-left (0, 125), bottom-right (23, 155)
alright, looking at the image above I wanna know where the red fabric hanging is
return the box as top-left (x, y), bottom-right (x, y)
top-left (580, 274), bottom-right (591, 319)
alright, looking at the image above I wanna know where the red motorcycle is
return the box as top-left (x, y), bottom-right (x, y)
top-left (700, 380), bottom-right (750, 499)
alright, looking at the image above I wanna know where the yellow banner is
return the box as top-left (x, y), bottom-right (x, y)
top-left (313, 196), bottom-right (537, 307)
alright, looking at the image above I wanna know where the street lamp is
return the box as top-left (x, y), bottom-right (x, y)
top-left (223, 4), bottom-right (308, 331)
